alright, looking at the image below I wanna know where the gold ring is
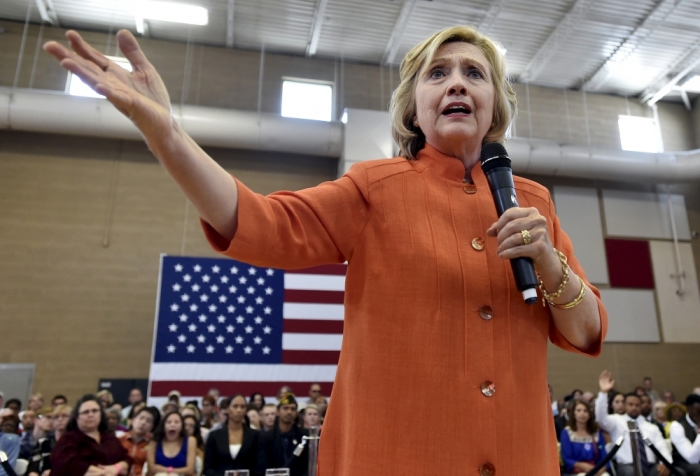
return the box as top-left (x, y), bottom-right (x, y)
top-left (521, 230), bottom-right (531, 245)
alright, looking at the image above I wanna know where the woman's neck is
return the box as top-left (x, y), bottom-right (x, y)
top-left (575, 422), bottom-right (588, 433)
top-left (55, 429), bottom-right (65, 440)
top-left (228, 419), bottom-right (243, 431)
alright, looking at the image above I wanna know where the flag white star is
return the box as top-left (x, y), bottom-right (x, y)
top-left (257, 277), bottom-right (265, 285)
top-left (197, 335), bottom-right (206, 343)
top-left (218, 295), bottom-right (227, 303)
top-left (253, 336), bottom-right (262, 344)
top-left (175, 264), bottom-right (183, 272)
top-left (192, 284), bottom-right (200, 292)
top-left (208, 305), bottom-right (217, 312)
top-left (170, 304), bottom-right (179, 311)
top-left (236, 316), bottom-right (245, 324)
top-left (172, 283), bottom-right (181, 291)
top-left (169, 324), bottom-right (177, 332)
top-left (183, 274), bottom-right (192, 282)
top-left (206, 345), bottom-right (214, 353)
top-left (202, 275), bottom-right (211, 283)
top-left (235, 335), bottom-right (244, 344)
top-left (265, 287), bottom-right (273, 295)
top-left (207, 324), bottom-right (216, 333)
top-left (255, 296), bottom-right (264, 305)
top-left (237, 296), bottom-right (246, 303)
top-left (179, 314), bottom-right (188, 322)
top-left (229, 285), bottom-right (238, 293)
top-left (263, 346), bottom-right (271, 355)
top-left (263, 306), bottom-right (272, 315)
top-left (247, 286), bottom-right (255, 294)
top-left (210, 285), bottom-right (219, 292)
top-left (245, 306), bottom-right (254, 314)
top-left (200, 294), bottom-right (209, 302)
top-left (230, 266), bottom-right (238, 274)
top-left (221, 276), bottom-right (229, 283)
top-left (188, 324), bottom-right (197, 332)
top-left (217, 315), bottom-right (226, 323)
top-left (227, 305), bottom-right (236, 313)
top-left (167, 345), bottom-right (176, 353)
top-left (225, 346), bottom-right (234, 353)
top-left (254, 316), bottom-right (263, 325)
top-left (263, 326), bottom-right (272, 334)
top-left (239, 277), bottom-right (247, 284)
top-left (226, 325), bottom-right (235, 333)
top-left (181, 294), bottom-right (190, 302)
top-left (248, 267), bottom-right (256, 275)
top-left (245, 326), bottom-right (253, 334)
top-left (266, 269), bottom-right (274, 276)
top-left (178, 334), bottom-right (186, 343)
top-left (187, 345), bottom-right (195, 353)
top-left (212, 265), bottom-right (220, 273)
top-left (189, 304), bottom-right (198, 312)
top-left (244, 346), bottom-right (252, 354)
top-left (216, 335), bottom-right (225, 344)
top-left (198, 315), bottom-right (207, 323)
top-left (194, 264), bottom-right (201, 272)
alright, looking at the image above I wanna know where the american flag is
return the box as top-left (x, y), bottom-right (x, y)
top-left (148, 255), bottom-right (345, 403)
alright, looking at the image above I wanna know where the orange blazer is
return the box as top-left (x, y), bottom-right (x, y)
top-left (202, 143), bottom-right (608, 475)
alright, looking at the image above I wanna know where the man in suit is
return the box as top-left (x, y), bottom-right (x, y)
top-left (641, 394), bottom-right (666, 436)
top-left (669, 394), bottom-right (700, 476)
top-left (257, 393), bottom-right (309, 476)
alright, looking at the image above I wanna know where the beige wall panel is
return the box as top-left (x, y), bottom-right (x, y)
top-left (553, 186), bottom-right (609, 284)
top-left (603, 190), bottom-right (691, 240)
top-left (599, 289), bottom-right (660, 342)
top-left (649, 241), bottom-right (700, 343)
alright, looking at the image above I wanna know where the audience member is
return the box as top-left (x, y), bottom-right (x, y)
top-left (549, 385), bottom-right (559, 416)
top-left (120, 388), bottom-right (143, 424)
top-left (596, 371), bottom-right (671, 476)
top-left (5, 399), bottom-right (21, 414)
top-left (303, 404), bottom-right (321, 430)
top-left (643, 377), bottom-right (661, 402)
top-left (555, 398), bottom-right (575, 442)
top-left (27, 404), bottom-right (71, 476)
top-left (668, 394), bottom-right (700, 476)
top-left (635, 386), bottom-right (647, 398)
top-left (208, 389), bottom-right (221, 400)
top-left (161, 401), bottom-right (179, 415)
top-left (571, 389), bottom-right (584, 401)
top-left (168, 390), bottom-right (182, 407)
top-left (315, 396), bottom-right (328, 420)
top-left (19, 409), bottom-right (37, 458)
top-left (276, 386), bottom-right (293, 401)
top-left (663, 391), bottom-right (677, 405)
top-left (0, 413), bottom-right (20, 476)
top-left (146, 410), bottom-right (196, 475)
top-left (608, 390), bottom-right (625, 415)
top-left (51, 395), bottom-right (68, 409)
top-left (249, 392), bottom-right (265, 411)
top-left (106, 408), bottom-right (128, 437)
top-left (28, 394), bottom-right (44, 412)
top-left (247, 407), bottom-right (261, 430)
top-left (260, 404), bottom-right (277, 433)
top-left (95, 390), bottom-right (114, 409)
top-left (640, 394), bottom-right (665, 435)
top-left (209, 398), bottom-right (231, 433)
top-left (582, 392), bottom-right (595, 404)
top-left (664, 402), bottom-right (687, 438)
top-left (181, 403), bottom-right (209, 441)
top-left (183, 414), bottom-right (205, 466)
top-left (125, 401), bottom-right (147, 429)
top-left (204, 395), bottom-right (259, 475)
top-left (119, 406), bottom-right (159, 476)
top-left (560, 399), bottom-right (609, 476)
top-left (308, 384), bottom-right (322, 405)
top-left (256, 393), bottom-right (308, 476)
top-left (201, 394), bottom-right (219, 429)
top-left (49, 394), bottom-right (131, 476)
top-left (654, 401), bottom-right (668, 426)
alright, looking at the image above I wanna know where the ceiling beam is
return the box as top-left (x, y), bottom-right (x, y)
top-left (306, 0), bottom-right (329, 56)
top-left (382, 0), bottom-right (418, 65)
top-left (519, 0), bottom-right (597, 83)
top-left (477, 0), bottom-right (508, 36)
top-left (226, 0), bottom-right (235, 48)
top-left (35, 0), bottom-right (59, 25)
top-left (642, 42), bottom-right (700, 105)
top-left (581, 0), bottom-right (684, 91)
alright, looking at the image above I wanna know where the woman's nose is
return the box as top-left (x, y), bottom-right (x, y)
top-left (447, 72), bottom-right (467, 96)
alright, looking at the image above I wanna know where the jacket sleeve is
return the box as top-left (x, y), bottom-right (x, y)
top-left (559, 429), bottom-right (577, 472)
top-left (203, 430), bottom-right (218, 476)
top-left (670, 421), bottom-right (700, 464)
top-left (201, 165), bottom-right (371, 270)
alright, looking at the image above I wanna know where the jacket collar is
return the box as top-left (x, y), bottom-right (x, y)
top-left (414, 143), bottom-right (487, 185)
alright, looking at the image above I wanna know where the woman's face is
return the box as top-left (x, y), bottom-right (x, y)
top-left (53, 411), bottom-right (69, 432)
top-left (574, 404), bottom-right (590, 426)
top-left (98, 394), bottom-right (111, 408)
top-left (316, 398), bottom-right (328, 415)
top-left (202, 400), bottom-right (214, 416)
top-left (29, 396), bottom-right (43, 411)
top-left (228, 397), bottom-right (247, 424)
top-left (252, 395), bottom-right (264, 409)
top-left (669, 407), bottom-right (684, 421)
top-left (183, 417), bottom-right (196, 437)
top-left (304, 408), bottom-right (320, 427)
top-left (414, 42), bottom-right (495, 159)
top-left (655, 405), bottom-right (667, 422)
top-left (77, 401), bottom-right (102, 433)
top-left (106, 413), bottom-right (119, 431)
top-left (612, 394), bottom-right (625, 414)
top-left (247, 409), bottom-right (260, 427)
top-left (164, 413), bottom-right (183, 441)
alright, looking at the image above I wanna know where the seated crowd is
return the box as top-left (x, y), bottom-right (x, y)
top-left (0, 383), bottom-right (327, 476)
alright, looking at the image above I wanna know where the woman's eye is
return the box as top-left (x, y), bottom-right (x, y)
top-left (430, 69), bottom-right (445, 79)
top-left (468, 68), bottom-right (483, 79)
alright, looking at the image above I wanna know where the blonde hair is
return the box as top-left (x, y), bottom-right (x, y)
top-left (52, 404), bottom-right (72, 417)
top-left (96, 390), bottom-right (114, 406)
top-left (390, 25), bottom-right (517, 160)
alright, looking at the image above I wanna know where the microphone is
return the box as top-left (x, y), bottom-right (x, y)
top-left (480, 142), bottom-right (538, 304)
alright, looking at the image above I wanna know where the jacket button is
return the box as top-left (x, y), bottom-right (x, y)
top-left (463, 184), bottom-right (477, 194)
top-left (481, 381), bottom-right (496, 397)
top-left (478, 305), bottom-right (493, 320)
top-left (471, 237), bottom-right (485, 250)
top-left (479, 462), bottom-right (495, 476)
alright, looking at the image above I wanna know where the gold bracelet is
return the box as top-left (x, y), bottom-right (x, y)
top-left (537, 248), bottom-right (570, 307)
top-left (548, 275), bottom-right (587, 310)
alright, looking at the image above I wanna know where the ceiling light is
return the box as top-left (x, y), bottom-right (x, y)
top-left (681, 75), bottom-right (700, 92)
top-left (136, 1), bottom-right (209, 26)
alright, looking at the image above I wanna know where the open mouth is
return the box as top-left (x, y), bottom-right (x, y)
top-left (442, 102), bottom-right (472, 116)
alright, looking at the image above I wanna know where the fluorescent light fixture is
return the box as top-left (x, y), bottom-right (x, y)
top-left (681, 75), bottom-right (700, 92)
top-left (67, 56), bottom-right (132, 98)
top-left (618, 115), bottom-right (661, 153)
top-left (281, 80), bottom-right (333, 122)
top-left (136, 1), bottom-right (208, 26)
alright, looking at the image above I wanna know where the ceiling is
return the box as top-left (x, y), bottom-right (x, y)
top-left (2, 0), bottom-right (700, 105)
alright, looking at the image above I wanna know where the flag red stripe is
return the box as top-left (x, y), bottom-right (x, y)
top-left (288, 264), bottom-right (347, 275)
top-left (282, 350), bottom-right (340, 364)
top-left (150, 380), bottom-right (334, 397)
top-left (284, 289), bottom-right (344, 304)
top-left (283, 319), bottom-right (344, 334)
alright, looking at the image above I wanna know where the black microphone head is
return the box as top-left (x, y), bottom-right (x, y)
top-left (480, 142), bottom-right (511, 173)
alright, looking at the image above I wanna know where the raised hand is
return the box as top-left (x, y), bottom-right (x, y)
top-left (43, 30), bottom-right (174, 145)
top-left (598, 370), bottom-right (615, 393)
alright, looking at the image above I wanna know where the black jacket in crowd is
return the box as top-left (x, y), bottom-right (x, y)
top-left (203, 425), bottom-right (260, 476)
top-left (256, 425), bottom-right (309, 476)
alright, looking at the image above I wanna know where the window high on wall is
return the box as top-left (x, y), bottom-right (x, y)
top-left (618, 115), bottom-right (662, 153)
top-left (281, 79), bottom-right (333, 122)
top-left (67, 56), bottom-right (132, 98)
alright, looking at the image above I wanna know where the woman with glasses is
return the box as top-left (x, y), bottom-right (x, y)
top-left (49, 394), bottom-right (132, 476)
top-left (27, 405), bottom-right (71, 476)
